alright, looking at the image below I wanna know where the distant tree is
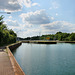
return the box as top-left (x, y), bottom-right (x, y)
top-left (23, 31), bottom-right (75, 41)
top-left (69, 33), bottom-right (75, 41)
top-left (56, 31), bottom-right (62, 34)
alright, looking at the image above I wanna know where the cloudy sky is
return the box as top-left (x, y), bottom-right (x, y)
top-left (0, 0), bottom-right (75, 38)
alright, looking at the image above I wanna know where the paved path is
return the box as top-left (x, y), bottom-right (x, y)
top-left (0, 51), bottom-right (15, 75)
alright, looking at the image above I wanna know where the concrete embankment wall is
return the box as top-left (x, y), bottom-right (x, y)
top-left (8, 42), bottom-right (22, 51)
top-left (22, 40), bottom-right (57, 44)
top-left (6, 42), bottom-right (25, 75)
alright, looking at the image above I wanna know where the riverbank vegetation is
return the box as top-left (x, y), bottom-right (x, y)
top-left (0, 15), bottom-right (17, 46)
top-left (21, 32), bottom-right (75, 41)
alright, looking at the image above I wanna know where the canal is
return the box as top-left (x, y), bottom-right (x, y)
top-left (11, 43), bottom-right (75, 75)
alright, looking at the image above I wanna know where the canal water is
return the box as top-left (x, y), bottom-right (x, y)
top-left (11, 43), bottom-right (75, 75)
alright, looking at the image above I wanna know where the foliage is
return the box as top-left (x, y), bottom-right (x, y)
top-left (0, 15), bottom-right (17, 46)
top-left (23, 31), bottom-right (75, 41)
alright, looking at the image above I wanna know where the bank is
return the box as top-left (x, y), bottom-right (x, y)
top-left (6, 42), bottom-right (25, 75)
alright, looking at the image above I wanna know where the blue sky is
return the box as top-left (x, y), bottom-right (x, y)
top-left (0, 0), bottom-right (75, 38)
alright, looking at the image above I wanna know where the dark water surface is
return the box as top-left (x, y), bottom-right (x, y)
top-left (11, 43), bottom-right (75, 75)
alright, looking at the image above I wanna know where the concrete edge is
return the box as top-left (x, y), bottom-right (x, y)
top-left (6, 42), bottom-right (25, 75)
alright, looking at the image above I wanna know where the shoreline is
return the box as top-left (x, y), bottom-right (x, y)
top-left (6, 42), bottom-right (25, 75)
top-left (22, 40), bottom-right (75, 44)
top-left (56, 41), bottom-right (75, 43)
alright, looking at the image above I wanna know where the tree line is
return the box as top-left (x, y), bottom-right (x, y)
top-left (0, 15), bottom-right (17, 46)
top-left (22, 32), bottom-right (75, 41)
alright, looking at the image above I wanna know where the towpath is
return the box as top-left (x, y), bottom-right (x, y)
top-left (0, 47), bottom-right (15, 75)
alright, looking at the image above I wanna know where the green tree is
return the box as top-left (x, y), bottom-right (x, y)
top-left (69, 33), bottom-right (75, 41)
top-left (0, 15), bottom-right (17, 46)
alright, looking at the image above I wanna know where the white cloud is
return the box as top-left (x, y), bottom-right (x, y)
top-left (0, 0), bottom-right (39, 11)
top-left (32, 3), bottom-right (40, 6)
top-left (22, 0), bottom-right (31, 7)
top-left (49, 1), bottom-right (59, 10)
top-left (0, 0), bottom-right (22, 12)
top-left (6, 19), bottom-right (25, 35)
top-left (6, 19), bottom-right (41, 38)
top-left (6, 20), bottom-right (20, 26)
top-left (51, 17), bottom-right (54, 20)
top-left (52, 1), bottom-right (59, 9)
top-left (40, 21), bottom-right (75, 34)
top-left (20, 9), bottom-right (50, 25)
top-left (5, 19), bottom-right (75, 38)
top-left (18, 28), bottom-right (41, 38)
top-left (9, 16), bottom-right (12, 19)
top-left (17, 0), bottom-right (39, 8)
top-left (7, 20), bottom-right (24, 31)
top-left (56, 13), bottom-right (58, 16)
top-left (17, 21), bottom-right (75, 38)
